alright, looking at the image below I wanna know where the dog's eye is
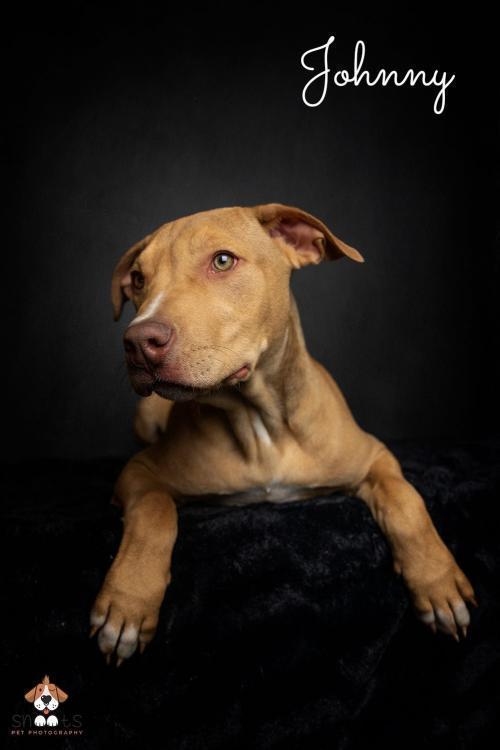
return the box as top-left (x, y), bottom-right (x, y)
top-left (131, 271), bottom-right (145, 290)
top-left (212, 252), bottom-right (236, 272)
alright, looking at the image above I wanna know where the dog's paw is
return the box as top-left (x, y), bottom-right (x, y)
top-left (34, 715), bottom-right (46, 727)
top-left (47, 715), bottom-right (58, 727)
top-left (400, 544), bottom-right (477, 640)
top-left (90, 563), bottom-right (169, 665)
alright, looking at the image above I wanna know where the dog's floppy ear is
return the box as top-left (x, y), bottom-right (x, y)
top-left (24, 685), bottom-right (38, 702)
top-left (111, 233), bottom-right (153, 321)
top-left (53, 684), bottom-right (69, 703)
top-left (253, 203), bottom-right (364, 268)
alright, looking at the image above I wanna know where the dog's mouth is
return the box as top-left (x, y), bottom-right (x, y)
top-left (127, 364), bottom-right (250, 401)
top-left (151, 380), bottom-right (213, 402)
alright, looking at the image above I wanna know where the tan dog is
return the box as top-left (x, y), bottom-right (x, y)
top-left (90, 204), bottom-right (477, 664)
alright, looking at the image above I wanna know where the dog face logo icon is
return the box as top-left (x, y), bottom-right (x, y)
top-left (24, 675), bottom-right (68, 727)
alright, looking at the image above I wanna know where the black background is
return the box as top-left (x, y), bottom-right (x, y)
top-left (3, 4), bottom-right (498, 459)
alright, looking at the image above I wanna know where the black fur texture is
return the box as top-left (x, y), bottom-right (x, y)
top-left (2, 439), bottom-right (499, 748)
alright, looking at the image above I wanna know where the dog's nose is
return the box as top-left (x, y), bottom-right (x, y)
top-left (41, 695), bottom-right (51, 705)
top-left (123, 321), bottom-right (173, 367)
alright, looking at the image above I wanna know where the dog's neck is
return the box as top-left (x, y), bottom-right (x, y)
top-left (200, 296), bottom-right (324, 458)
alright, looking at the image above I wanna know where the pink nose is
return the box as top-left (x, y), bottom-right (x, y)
top-left (123, 321), bottom-right (173, 368)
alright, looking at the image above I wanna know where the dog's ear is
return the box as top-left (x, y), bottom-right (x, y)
top-left (53, 685), bottom-right (69, 703)
top-left (24, 685), bottom-right (38, 703)
top-left (253, 203), bottom-right (364, 268)
top-left (111, 233), bottom-right (153, 321)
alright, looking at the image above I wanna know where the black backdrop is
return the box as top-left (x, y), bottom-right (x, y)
top-left (3, 4), bottom-right (498, 459)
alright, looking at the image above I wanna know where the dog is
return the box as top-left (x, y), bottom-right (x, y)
top-left (90, 203), bottom-right (477, 664)
top-left (24, 675), bottom-right (68, 727)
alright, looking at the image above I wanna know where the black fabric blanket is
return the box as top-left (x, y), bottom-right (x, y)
top-left (2, 439), bottom-right (499, 749)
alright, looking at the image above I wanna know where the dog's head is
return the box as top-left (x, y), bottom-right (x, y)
top-left (112, 204), bottom-right (363, 400)
top-left (24, 675), bottom-right (68, 714)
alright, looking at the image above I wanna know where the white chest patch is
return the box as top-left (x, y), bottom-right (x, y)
top-left (131, 291), bottom-right (165, 325)
top-left (251, 412), bottom-right (272, 447)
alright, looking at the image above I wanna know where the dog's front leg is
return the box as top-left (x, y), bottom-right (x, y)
top-left (90, 455), bottom-right (177, 664)
top-left (356, 447), bottom-right (477, 639)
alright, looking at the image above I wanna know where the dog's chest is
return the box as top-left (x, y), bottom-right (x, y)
top-left (159, 407), bottom-right (351, 504)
